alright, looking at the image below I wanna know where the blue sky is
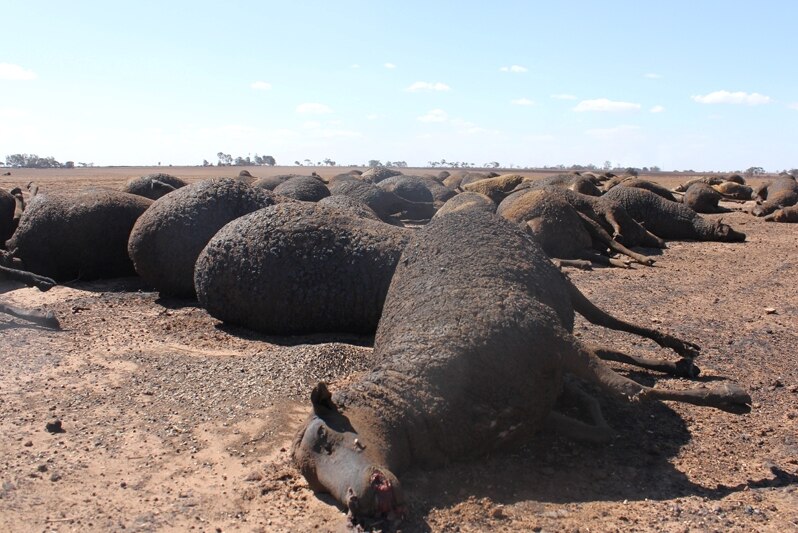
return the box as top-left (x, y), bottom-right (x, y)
top-left (2, 1), bottom-right (796, 171)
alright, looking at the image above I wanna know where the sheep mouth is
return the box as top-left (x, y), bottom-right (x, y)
top-left (346, 469), bottom-right (406, 529)
top-left (371, 470), bottom-right (399, 516)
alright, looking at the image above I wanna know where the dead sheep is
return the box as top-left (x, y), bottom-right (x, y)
top-left (273, 176), bottom-right (331, 202)
top-left (683, 182), bottom-right (730, 214)
top-left (461, 174), bottom-right (525, 203)
top-left (434, 191), bottom-right (496, 218)
top-left (764, 205), bottom-right (798, 223)
top-left (127, 178), bottom-right (276, 297)
top-left (0, 188), bottom-right (16, 246)
top-left (604, 186), bottom-right (746, 242)
top-left (360, 166), bottom-right (403, 184)
top-left (8, 188), bottom-right (152, 281)
top-left (121, 173), bottom-right (188, 200)
top-left (194, 202), bottom-right (410, 335)
top-left (328, 179), bottom-right (434, 223)
top-left (751, 176), bottom-right (798, 217)
top-left (293, 211), bottom-right (750, 525)
top-left (497, 187), bottom-right (659, 268)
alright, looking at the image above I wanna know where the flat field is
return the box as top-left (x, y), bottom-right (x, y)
top-left (0, 167), bottom-right (796, 532)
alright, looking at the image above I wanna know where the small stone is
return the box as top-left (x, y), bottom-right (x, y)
top-left (491, 506), bottom-right (507, 519)
top-left (120, 481), bottom-right (127, 489)
top-left (23, 441), bottom-right (33, 447)
top-left (49, 472), bottom-right (62, 482)
top-left (243, 471), bottom-right (262, 482)
top-left (764, 307), bottom-right (777, 314)
top-left (45, 420), bottom-right (64, 434)
top-left (37, 464), bottom-right (48, 472)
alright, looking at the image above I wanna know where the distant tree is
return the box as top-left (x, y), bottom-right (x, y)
top-left (323, 158), bottom-right (336, 166)
top-left (263, 155), bottom-right (276, 166)
top-left (217, 152), bottom-right (232, 166)
top-left (304, 159), bottom-right (312, 166)
top-left (294, 160), bottom-right (301, 166)
top-left (202, 159), bottom-right (210, 167)
top-left (393, 161), bottom-right (408, 168)
top-left (745, 166), bottom-right (765, 177)
top-left (603, 160), bottom-right (612, 171)
top-left (428, 161), bottom-right (439, 168)
top-left (650, 165), bottom-right (661, 172)
top-left (489, 161), bottom-right (500, 169)
top-left (5, 153), bottom-right (62, 168)
top-left (789, 168), bottom-right (798, 178)
top-left (367, 159), bottom-right (381, 167)
top-left (234, 156), bottom-right (247, 166)
top-left (64, 161), bottom-right (75, 169)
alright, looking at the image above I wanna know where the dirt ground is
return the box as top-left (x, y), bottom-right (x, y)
top-left (1, 167), bottom-right (796, 532)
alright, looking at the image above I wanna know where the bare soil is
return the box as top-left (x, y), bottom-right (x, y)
top-left (1, 168), bottom-right (796, 532)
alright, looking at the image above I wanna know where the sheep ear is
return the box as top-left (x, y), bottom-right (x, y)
top-left (311, 382), bottom-right (336, 415)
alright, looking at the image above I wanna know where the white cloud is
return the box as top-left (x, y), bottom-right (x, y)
top-left (250, 81), bottom-right (272, 90)
top-left (650, 105), bottom-right (665, 113)
top-left (313, 129), bottom-right (362, 139)
top-left (350, 64), bottom-right (360, 69)
top-left (384, 62), bottom-right (396, 69)
top-left (586, 125), bottom-right (641, 140)
top-left (406, 81), bottom-right (451, 92)
top-left (644, 73), bottom-right (663, 79)
top-left (524, 134), bottom-right (556, 142)
top-left (511, 98), bottom-right (535, 106)
top-left (296, 102), bottom-right (333, 114)
top-left (500, 65), bottom-right (527, 73)
top-left (0, 107), bottom-right (28, 119)
top-left (365, 113), bottom-right (381, 120)
top-left (789, 103), bottom-right (798, 110)
top-left (417, 109), bottom-right (448, 123)
top-left (573, 98), bottom-right (642, 112)
top-left (691, 90), bottom-right (772, 105)
top-left (0, 63), bottom-right (37, 81)
top-left (551, 94), bottom-right (577, 100)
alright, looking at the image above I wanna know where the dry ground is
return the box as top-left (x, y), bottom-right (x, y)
top-left (0, 167), bottom-right (796, 532)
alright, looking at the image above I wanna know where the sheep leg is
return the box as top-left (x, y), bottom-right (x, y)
top-left (0, 301), bottom-right (61, 330)
top-left (589, 344), bottom-right (700, 378)
top-left (638, 225), bottom-right (667, 248)
top-left (576, 212), bottom-right (655, 266)
top-left (599, 210), bottom-right (624, 241)
top-left (553, 258), bottom-right (593, 270)
top-left (562, 338), bottom-right (750, 414)
top-left (544, 378), bottom-right (615, 443)
top-left (0, 265), bottom-right (57, 291)
top-left (565, 278), bottom-right (701, 359)
top-left (577, 252), bottom-right (630, 269)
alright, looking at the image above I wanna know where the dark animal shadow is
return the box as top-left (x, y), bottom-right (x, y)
top-left (0, 321), bottom-right (58, 332)
top-left (622, 369), bottom-right (731, 385)
top-left (63, 276), bottom-right (151, 293)
top-left (154, 295), bottom-right (201, 310)
top-left (630, 245), bottom-right (665, 257)
top-left (395, 397), bottom-right (796, 532)
top-left (214, 321), bottom-right (374, 348)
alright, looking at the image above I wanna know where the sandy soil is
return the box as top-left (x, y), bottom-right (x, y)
top-left (0, 168), bottom-right (796, 532)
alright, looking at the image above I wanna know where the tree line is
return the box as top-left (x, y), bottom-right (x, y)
top-left (207, 153), bottom-right (276, 167)
top-left (4, 153), bottom-right (78, 168)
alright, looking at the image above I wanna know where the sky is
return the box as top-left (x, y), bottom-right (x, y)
top-left (1, 1), bottom-right (797, 171)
